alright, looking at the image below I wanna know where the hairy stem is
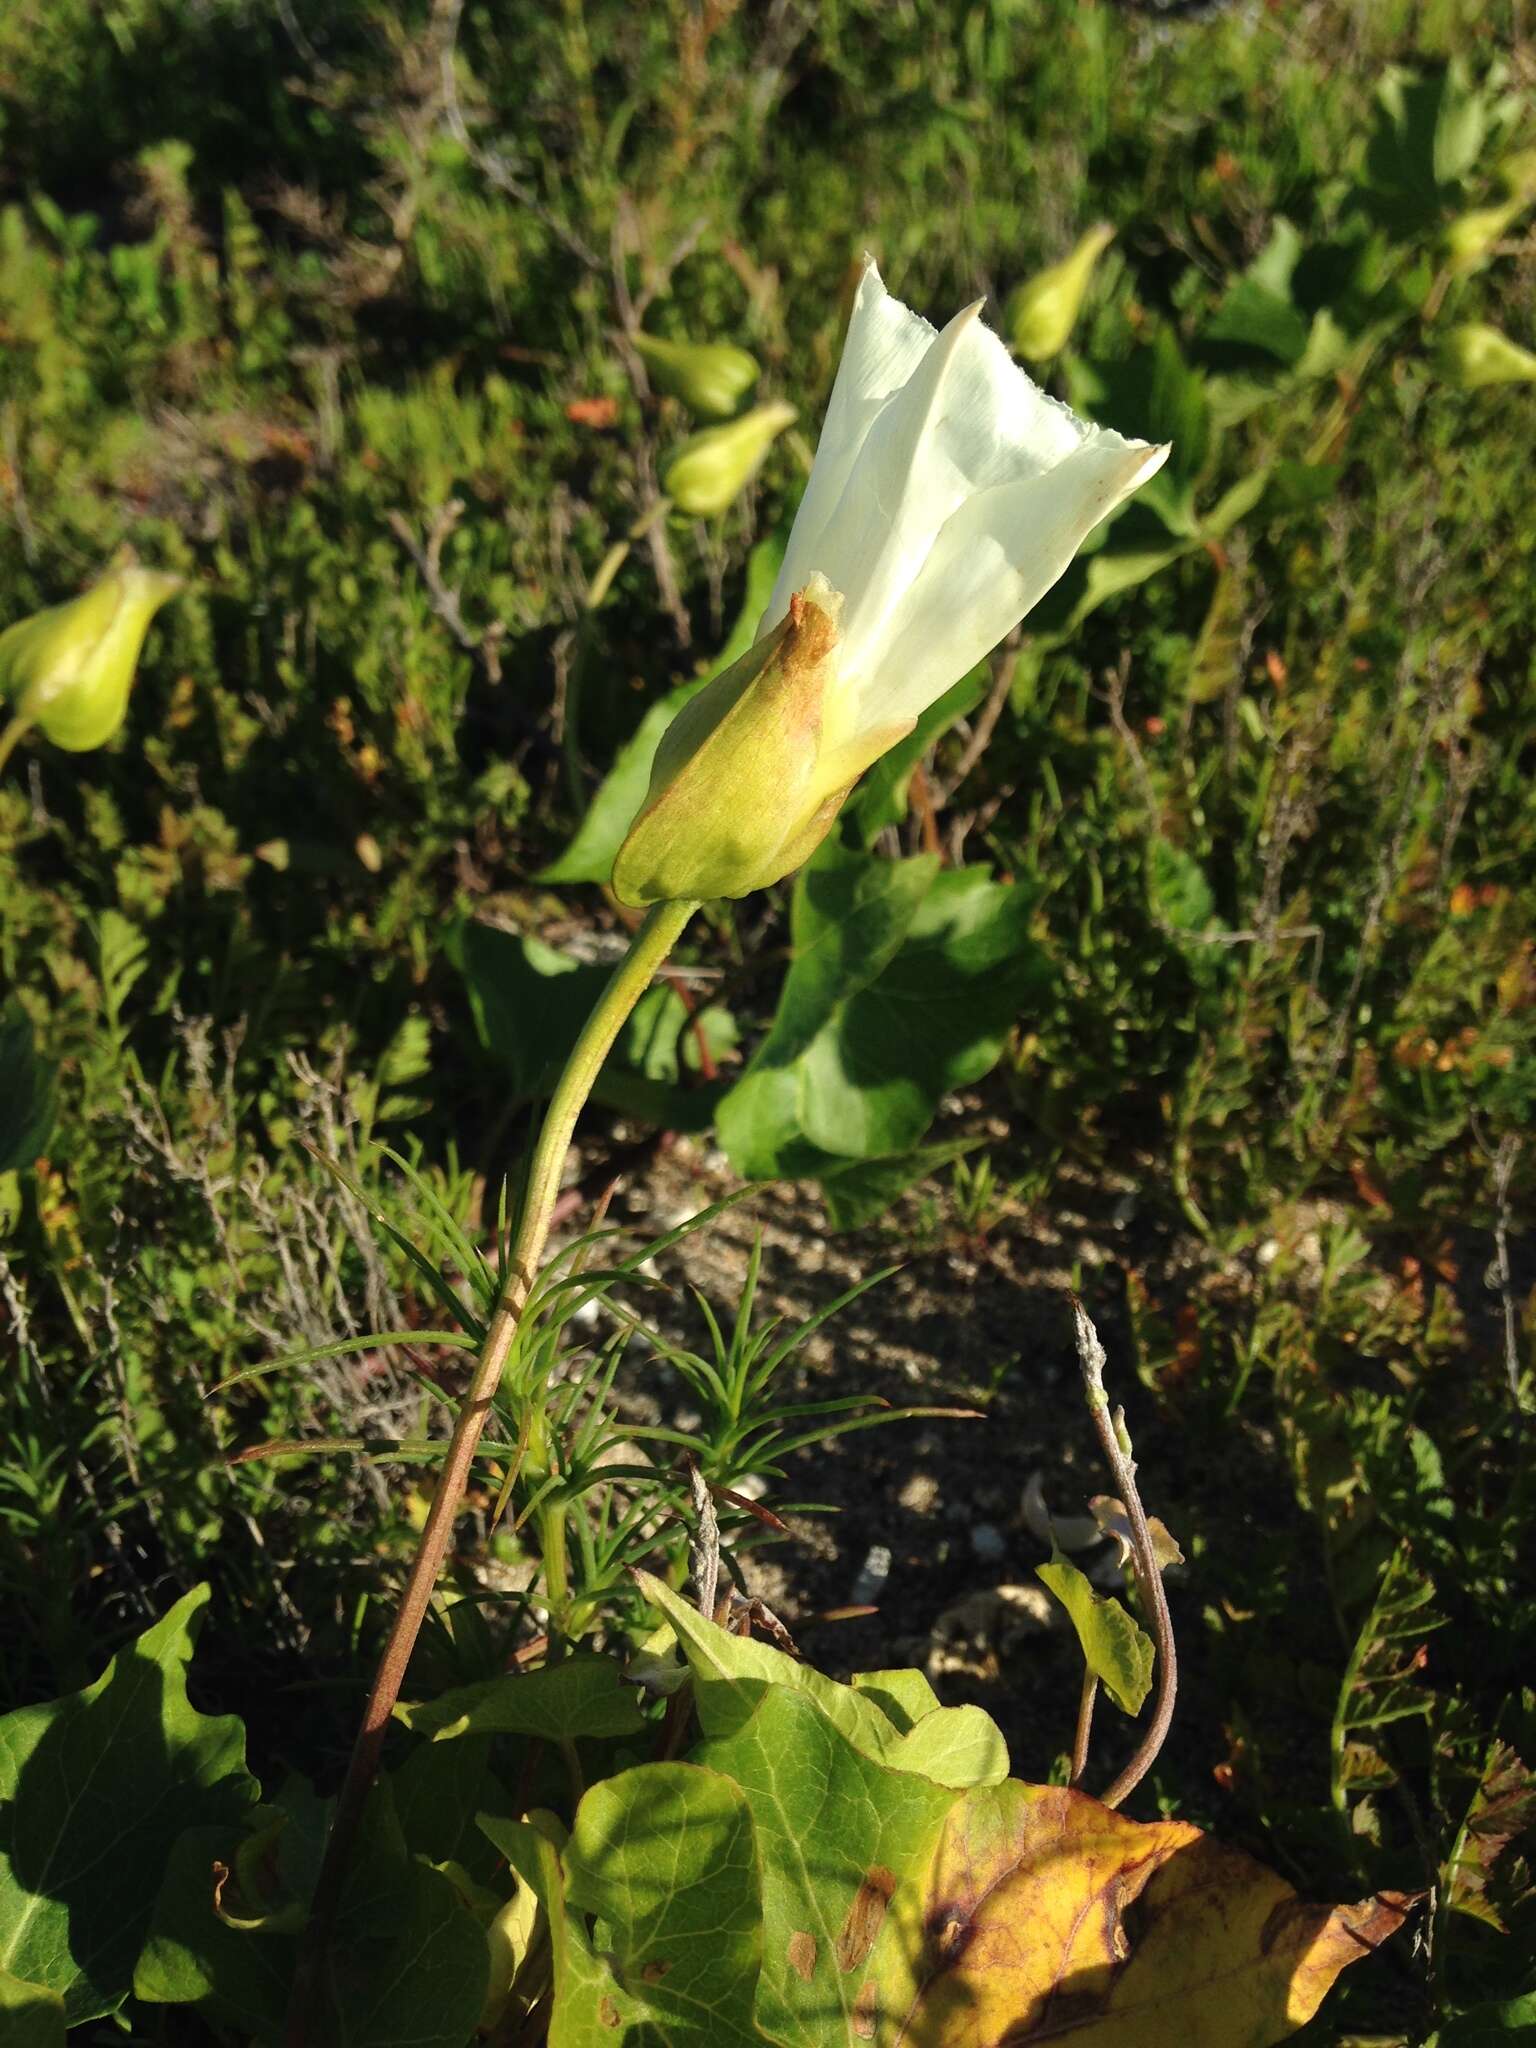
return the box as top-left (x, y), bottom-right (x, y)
top-left (286, 897), bottom-right (697, 2045)
top-left (1070, 1667), bottom-right (1098, 1787)
top-left (1071, 1296), bottom-right (1178, 1809)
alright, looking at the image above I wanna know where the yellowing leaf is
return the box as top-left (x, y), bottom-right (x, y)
top-left (889, 1780), bottom-right (1412, 2048)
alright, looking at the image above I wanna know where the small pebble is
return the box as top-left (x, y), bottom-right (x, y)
top-left (847, 1543), bottom-right (893, 1607)
top-left (899, 1472), bottom-right (940, 1515)
top-left (970, 1522), bottom-right (1007, 1562)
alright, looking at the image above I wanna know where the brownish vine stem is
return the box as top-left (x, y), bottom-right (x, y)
top-left (284, 900), bottom-right (696, 2046)
top-left (1071, 1296), bottom-right (1178, 1809)
top-left (1070, 1668), bottom-right (1098, 1788)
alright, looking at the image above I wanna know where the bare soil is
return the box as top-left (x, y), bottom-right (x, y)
top-left (584, 1098), bottom-right (1302, 1810)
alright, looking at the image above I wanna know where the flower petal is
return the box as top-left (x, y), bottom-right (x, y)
top-left (930, 303), bottom-right (1100, 484)
top-left (847, 436), bottom-right (1169, 733)
top-left (763, 259), bottom-right (936, 634)
top-left (807, 299), bottom-right (1126, 693)
top-left (802, 300), bottom-right (989, 696)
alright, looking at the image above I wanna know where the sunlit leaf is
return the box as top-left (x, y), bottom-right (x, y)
top-left (1038, 1554), bottom-right (1155, 1716)
top-left (850, 1670), bottom-right (944, 1732)
top-left (639, 1571), bottom-right (1007, 1790)
top-left (888, 1781), bottom-right (1412, 2046)
top-left (694, 1681), bottom-right (959, 2043)
top-left (716, 844), bottom-right (1048, 1177)
top-left (493, 1773), bottom-right (777, 2045)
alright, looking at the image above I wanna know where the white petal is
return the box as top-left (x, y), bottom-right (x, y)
top-left (803, 301), bottom-right (988, 687)
top-left (913, 303), bottom-right (1098, 487)
top-left (762, 259), bottom-right (935, 634)
top-left (809, 301), bottom-right (1123, 689)
top-left (848, 436), bottom-right (1169, 734)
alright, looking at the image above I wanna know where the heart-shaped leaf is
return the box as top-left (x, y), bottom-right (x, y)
top-left (889, 1782), bottom-right (1411, 2047)
top-left (1038, 1554), bottom-right (1155, 1716)
top-left (0, 1969), bottom-right (64, 2048)
top-left (396, 1653), bottom-right (646, 1744)
top-left (638, 1572), bottom-right (1007, 1790)
top-left (0, 1587), bottom-right (256, 2024)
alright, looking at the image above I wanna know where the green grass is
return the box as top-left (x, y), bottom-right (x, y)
top-left (1, 1), bottom-right (1533, 2037)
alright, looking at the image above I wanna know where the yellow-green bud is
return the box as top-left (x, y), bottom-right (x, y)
top-left (1500, 147), bottom-right (1536, 200)
top-left (613, 576), bottom-right (897, 906)
top-left (633, 331), bottom-right (760, 417)
top-left (663, 400), bottom-right (796, 517)
top-left (1434, 321), bottom-right (1536, 389)
top-left (1006, 224), bottom-right (1116, 363)
top-left (1443, 196), bottom-right (1527, 272)
top-left (480, 1877), bottom-right (541, 2032)
top-left (0, 561), bottom-right (183, 751)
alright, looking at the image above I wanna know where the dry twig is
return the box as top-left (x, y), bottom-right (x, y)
top-left (1071, 1296), bottom-right (1178, 1807)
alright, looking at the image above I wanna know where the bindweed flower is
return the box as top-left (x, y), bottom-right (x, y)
top-left (614, 259), bottom-right (1167, 906)
top-left (1006, 224), bottom-right (1116, 362)
top-left (663, 400), bottom-right (797, 516)
top-left (0, 560), bottom-right (183, 751)
top-left (1434, 321), bottom-right (1536, 389)
top-left (634, 331), bottom-right (760, 417)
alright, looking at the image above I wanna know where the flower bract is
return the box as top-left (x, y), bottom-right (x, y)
top-left (1435, 321), bottom-right (1536, 389)
top-left (1007, 223), bottom-right (1117, 361)
top-left (664, 401), bottom-right (797, 516)
top-left (634, 332), bottom-right (760, 417)
top-left (0, 561), bottom-right (184, 752)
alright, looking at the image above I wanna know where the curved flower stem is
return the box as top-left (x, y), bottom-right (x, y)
top-left (1070, 1296), bottom-right (1178, 1810)
top-left (0, 714), bottom-right (34, 780)
top-left (286, 897), bottom-right (698, 2046)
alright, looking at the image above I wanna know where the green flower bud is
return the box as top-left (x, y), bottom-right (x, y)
top-left (1443, 196), bottom-right (1526, 272)
top-left (0, 561), bottom-right (183, 751)
top-left (481, 1877), bottom-right (541, 2032)
top-left (633, 331), bottom-right (760, 417)
top-left (1434, 321), bottom-right (1536, 389)
top-left (663, 400), bottom-right (796, 517)
top-left (613, 576), bottom-right (900, 906)
top-left (1006, 224), bottom-right (1116, 363)
top-left (1500, 147), bottom-right (1536, 200)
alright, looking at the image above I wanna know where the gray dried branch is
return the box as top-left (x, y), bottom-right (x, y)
top-left (1071, 1296), bottom-right (1178, 1808)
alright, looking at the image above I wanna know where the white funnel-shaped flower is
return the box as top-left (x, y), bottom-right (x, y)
top-left (613, 259), bottom-right (1168, 906)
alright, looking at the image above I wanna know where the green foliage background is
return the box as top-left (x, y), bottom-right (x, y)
top-left (0, 0), bottom-right (1534, 2038)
